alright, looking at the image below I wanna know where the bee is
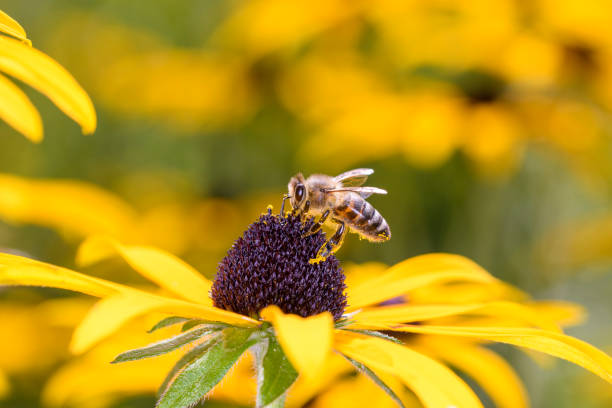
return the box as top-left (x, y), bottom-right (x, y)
top-left (282, 168), bottom-right (390, 262)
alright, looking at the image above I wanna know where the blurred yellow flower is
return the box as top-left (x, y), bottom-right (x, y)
top-left (213, 0), bottom-right (362, 57)
top-left (0, 173), bottom-right (137, 239)
top-left (98, 50), bottom-right (257, 131)
top-left (209, 0), bottom-right (612, 179)
top-left (41, 317), bottom-right (188, 408)
top-left (0, 9), bottom-right (95, 141)
top-left (0, 210), bottom-right (610, 407)
top-left (0, 173), bottom-right (260, 259)
top-left (46, 13), bottom-right (256, 132)
top-left (539, 213), bottom-right (612, 273)
top-left (0, 297), bottom-right (94, 401)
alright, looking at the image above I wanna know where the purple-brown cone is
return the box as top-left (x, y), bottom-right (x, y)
top-left (211, 209), bottom-right (347, 320)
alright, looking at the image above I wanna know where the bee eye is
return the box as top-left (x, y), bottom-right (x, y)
top-left (295, 185), bottom-right (305, 203)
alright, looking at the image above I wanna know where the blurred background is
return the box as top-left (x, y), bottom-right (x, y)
top-left (1, 1), bottom-right (611, 407)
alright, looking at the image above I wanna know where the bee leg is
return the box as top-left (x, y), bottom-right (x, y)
top-left (280, 195), bottom-right (291, 217)
top-left (301, 200), bottom-right (311, 220)
top-left (302, 209), bottom-right (330, 237)
top-left (310, 219), bottom-right (346, 263)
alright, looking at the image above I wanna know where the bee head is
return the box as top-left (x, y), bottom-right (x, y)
top-left (288, 173), bottom-right (308, 209)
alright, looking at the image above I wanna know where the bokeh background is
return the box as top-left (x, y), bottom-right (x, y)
top-left (1, 1), bottom-right (611, 407)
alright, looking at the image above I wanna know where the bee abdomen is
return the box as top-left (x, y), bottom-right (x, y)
top-left (337, 196), bottom-right (390, 242)
top-left (361, 203), bottom-right (391, 242)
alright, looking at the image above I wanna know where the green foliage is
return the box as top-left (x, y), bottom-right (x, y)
top-left (181, 319), bottom-right (219, 332)
top-left (148, 316), bottom-right (190, 333)
top-left (157, 332), bottom-right (223, 397)
top-left (112, 325), bottom-right (222, 363)
top-left (256, 336), bottom-right (298, 408)
top-left (156, 327), bottom-right (257, 408)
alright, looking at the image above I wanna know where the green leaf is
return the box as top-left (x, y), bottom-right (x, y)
top-left (157, 327), bottom-right (258, 408)
top-left (343, 355), bottom-right (406, 408)
top-left (112, 326), bottom-right (219, 363)
top-left (157, 333), bottom-right (222, 397)
top-left (256, 336), bottom-right (298, 407)
top-left (181, 319), bottom-right (212, 332)
top-left (148, 316), bottom-right (190, 333)
top-left (341, 328), bottom-right (404, 344)
top-left (334, 318), bottom-right (352, 328)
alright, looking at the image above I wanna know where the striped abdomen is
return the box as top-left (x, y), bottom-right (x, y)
top-left (334, 193), bottom-right (391, 242)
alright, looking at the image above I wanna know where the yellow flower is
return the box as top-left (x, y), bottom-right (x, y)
top-left (212, 0), bottom-right (363, 58)
top-left (45, 12), bottom-right (256, 132)
top-left (31, 265), bottom-right (580, 408)
top-left (1, 209), bottom-right (611, 407)
top-left (0, 9), bottom-right (96, 141)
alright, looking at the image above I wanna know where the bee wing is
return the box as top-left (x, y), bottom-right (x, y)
top-left (326, 186), bottom-right (387, 199)
top-left (333, 168), bottom-right (374, 187)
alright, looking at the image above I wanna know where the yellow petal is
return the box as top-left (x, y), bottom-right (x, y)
top-left (0, 72), bottom-right (41, 141)
top-left (0, 252), bottom-right (122, 298)
top-left (285, 353), bottom-right (353, 408)
top-left (0, 10), bottom-right (28, 43)
top-left (352, 301), bottom-right (560, 332)
top-left (0, 174), bottom-right (137, 238)
top-left (308, 372), bottom-right (407, 408)
top-left (0, 369), bottom-right (9, 399)
top-left (335, 330), bottom-right (483, 408)
top-left (395, 325), bottom-right (612, 384)
top-left (261, 305), bottom-right (333, 381)
top-left (526, 301), bottom-right (586, 327)
top-left (73, 292), bottom-right (256, 353)
top-left (0, 252), bottom-right (257, 345)
top-left (42, 349), bottom-right (174, 408)
top-left (70, 294), bottom-right (169, 354)
top-left (409, 281), bottom-right (528, 304)
top-left (348, 254), bottom-right (497, 310)
top-left (418, 338), bottom-right (528, 408)
top-left (0, 35), bottom-right (96, 134)
top-left (77, 236), bottom-right (212, 305)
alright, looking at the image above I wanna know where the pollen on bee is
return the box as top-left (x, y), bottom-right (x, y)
top-left (309, 256), bottom-right (325, 265)
top-left (377, 231), bottom-right (390, 239)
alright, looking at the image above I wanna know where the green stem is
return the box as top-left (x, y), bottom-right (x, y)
top-left (253, 341), bottom-right (268, 408)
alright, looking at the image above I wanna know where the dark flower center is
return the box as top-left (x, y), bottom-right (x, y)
top-left (211, 209), bottom-right (347, 320)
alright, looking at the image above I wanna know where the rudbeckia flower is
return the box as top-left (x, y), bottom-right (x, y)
top-left (34, 266), bottom-right (582, 408)
top-left (0, 9), bottom-right (95, 141)
top-left (1, 209), bottom-right (611, 408)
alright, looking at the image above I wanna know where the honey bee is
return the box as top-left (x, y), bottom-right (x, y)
top-left (282, 168), bottom-right (390, 262)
